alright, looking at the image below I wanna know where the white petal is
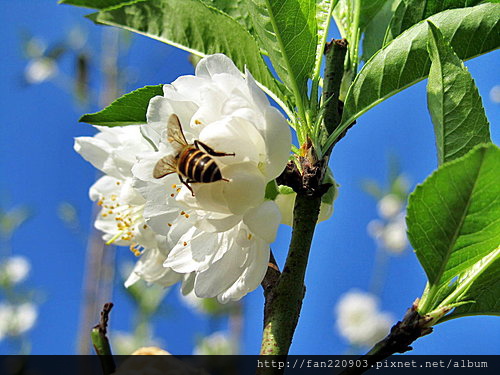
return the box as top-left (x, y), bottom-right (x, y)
top-left (274, 192), bottom-right (295, 226)
top-left (198, 117), bottom-right (265, 166)
top-left (217, 240), bottom-right (269, 303)
top-left (124, 271), bottom-right (141, 288)
top-left (168, 75), bottom-right (207, 106)
top-left (245, 68), bottom-right (269, 109)
top-left (188, 85), bottom-right (226, 127)
top-left (221, 163), bottom-right (266, 215)
top-left (243, 200), bottom-right (281, 243)
top-left (89, 175), bottom-right (119, 201)
top-left (177, 180), bottom-right (230, 214)
top-left (194, 212), bottom-right (242, 233)
top-left (164, 228), bottom-right (218, 273)
top-left (261, 107), bottom-right (291, 179)
top-left (193, 241), bottom-right (246, 298)
top-left (75, 136), bottom-right (123, 179)
top-left (145, 96), bottom-right (174, 145)
top-left (195, 54), bottom-right (241, 80)
top-left (132, 151), bottom-right (165, 183)
top-left (125, 248), bottom-right (182, 287)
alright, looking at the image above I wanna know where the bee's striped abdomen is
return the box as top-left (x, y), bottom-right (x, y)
top-left (177, 147), bottom-right (222, 183)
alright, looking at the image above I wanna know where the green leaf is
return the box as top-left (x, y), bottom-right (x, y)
top-left (443, 250), bottom-right (500, 319)
top-left (334, 0), bottom-right (386, 37)
top-left (79, 85), bottom-right (163, 126)
top-left (312, 0), bottom-right (336, 79)
top-left (88, 0), bottom-right (287, 111)
top-left (247, 0), bottom-right (318, 108)
top-left (361, 0), bottom-right (399, 62)
top-left (328, 3), bottom-right (500, 147)
top-left (385, 0), bottom-right (483, 43)
top-left (407, 144), bottom-right (500, 312)
top-left (59, 0), bottom-right (135, 9)
top-left (198, 0), bottom-right (255, 36)
top-left (359, 0), bottom-right (390, 29)
top-left (426, 22), bottom-right (491, 165)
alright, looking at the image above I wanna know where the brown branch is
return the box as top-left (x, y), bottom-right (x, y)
top-left (261, 250), bottom-right (281, 293)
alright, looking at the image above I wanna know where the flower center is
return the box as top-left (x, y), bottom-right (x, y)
top-left (97, 194), bottom-right (143, 246)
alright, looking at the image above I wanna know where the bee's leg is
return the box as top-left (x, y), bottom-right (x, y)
top-left (194, 140), bottom-right (235, 157)
top-left (178, 175), bottom-right (195, 196)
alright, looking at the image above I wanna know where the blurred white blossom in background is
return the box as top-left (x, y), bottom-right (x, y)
top-left (335, 290), bottom-right (393, 347)
top-left (490, 85), bottom-right (500, 104)
top-left (112, 331), bottom-right (163, 355)
top-left (0, 256), bottom-right (31, 285)
top-left (365, 174), bottom-right (410, 255)
top-left (24, 57), bottom-right (58, 84)
top-left (367, 211), bottom-right (407, 254)
top-left (193, 331), bottom-right (235, 355)
top-left (0, 302), bottom-right (38, 341)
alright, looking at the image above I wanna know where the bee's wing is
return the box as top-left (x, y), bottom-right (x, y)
top-left (153, 155), bottom-right (177, 179)
top-left (167, 114), bottom-right (188, 153)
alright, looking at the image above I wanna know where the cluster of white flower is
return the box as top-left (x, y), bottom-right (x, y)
top-left (76, 54), bottom-right (293, 303)
top-left (335, 290), bottom-right (393, 347)
top-left (367, 193), bottom-right (408, 254)
top-left (0, 302), bottom-right (38, 342)
top-left (0, 255), bottom-right (38, 342)
top-left (0, 256), bottom-right (31, 285)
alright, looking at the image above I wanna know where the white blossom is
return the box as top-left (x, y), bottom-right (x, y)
top-left (490, 85), bottom-right (500, 104)
top-left (132, 54), bottom-right (291, 303)
top-left (1, 256), bottom-right (31, 285)
top-left (335, 290), bottom-right (393, 347)
top-left (368, 191), bottom-right (408, 254)
top-left (24, 57), bottom-right (57, 84)
top-left (377, 194), bottom-right (402, 219)
top-left (193, 331), bottom-right (235, 355)
top-left (368, 212), bottom-right (408, 254)
top-left (74, 126), bottom-right (183, 288)
top-left (0, 302), bottom-right (38, 340)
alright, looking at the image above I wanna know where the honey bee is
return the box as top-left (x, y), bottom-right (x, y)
top-left (153, 114), bottom-right (234, 195)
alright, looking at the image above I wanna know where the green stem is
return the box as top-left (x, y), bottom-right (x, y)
top-left (259, 194), bottom-right (321, 357)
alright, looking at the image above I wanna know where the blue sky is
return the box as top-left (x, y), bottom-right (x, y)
top-left (0, 0), bottom-right (498, 355)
